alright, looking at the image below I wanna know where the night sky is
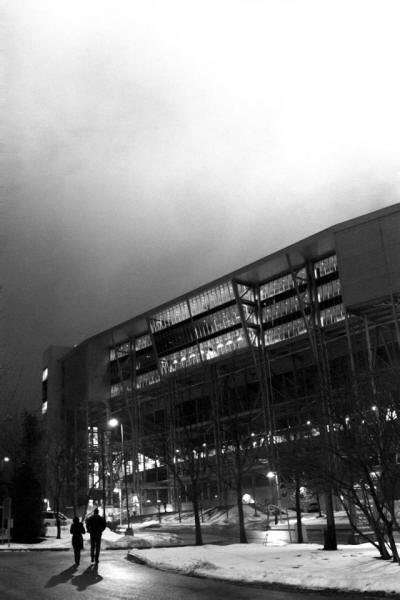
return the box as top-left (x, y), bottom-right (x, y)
top-left (2, 0), bottom-right (400, 414)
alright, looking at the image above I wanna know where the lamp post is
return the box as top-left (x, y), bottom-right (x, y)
top-left (108, 418), bottom-right (132, 535)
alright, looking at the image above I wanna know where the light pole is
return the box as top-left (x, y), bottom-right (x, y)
top-left (108, 418), bottom-right (132, 535)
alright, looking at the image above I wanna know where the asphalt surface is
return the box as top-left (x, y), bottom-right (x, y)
top-left (0, 549), bottom-right (387, 600)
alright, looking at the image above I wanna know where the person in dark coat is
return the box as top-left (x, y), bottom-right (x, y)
top-left (85, 508), bottom-right (106, 564)
top-left (70, 516), bottom-right (85, 566)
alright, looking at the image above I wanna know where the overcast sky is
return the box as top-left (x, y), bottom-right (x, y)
top-left (2, 0), bottom-right (400, 413)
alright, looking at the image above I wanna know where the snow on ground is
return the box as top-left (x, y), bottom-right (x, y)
top-left (2, 509), bottom-right (400, 595)
top-left (0, 525), bottom-right (181, 551)
top-left (128, 542), bottom-right (400, 595)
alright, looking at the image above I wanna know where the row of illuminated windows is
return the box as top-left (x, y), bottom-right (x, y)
top-left (314, 254), bottom-right (338, 278)
top-left (260, 267), bottom-right (307, 301)
top-left (153, 303), bottom-right (245, 357)
top-left (188, 281), bottom-right (235, 317)
top-left (159, 344), bottom-right (201, 375)
top-left (194, 304), bottom-right (241, 339)
top-left (264, 302), bottom-right (346, 346)
top-left (109, 304), bottom-right (339, 391)
top-left (150, 300), bottom-right (190, 332)
top-left (259, 255), bottom-right (338, 303)
top-left (109, 257), bottom-right (339, 359)
top-left (158, 328), bottom-right (247, 376)
top-left (108, 256), bottom-right (342, 390)
top-left (198, 329), bottom-right (247, 359)
top-left (264, 317), bottom-right (308, 346)
top-left (320, 303), bottom-right (345, 326)
top-left (262, 291), bottom-right (310, 323)
top-left (149, 282), bottom-right (235, 332)
top-left (317, 279), bottom-right (341, 303)
top-left (110, 303), bottom-right (253, 370)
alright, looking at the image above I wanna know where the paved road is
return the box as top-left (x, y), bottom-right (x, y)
top-left (0, 549), bottom-right (384, 600)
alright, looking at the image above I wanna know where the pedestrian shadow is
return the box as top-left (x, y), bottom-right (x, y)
top-left (71, 564), bottom-right (103, 591)
top-left (45, 564), bottom-right (78, 588)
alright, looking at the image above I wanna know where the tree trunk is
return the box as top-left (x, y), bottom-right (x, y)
top-left (236, 484), bottom-right (247, 543)
top-left (192, 492), bottom-right (203, 546)
top-left (295, 476), bottom-right (303, 543)
top-left (323, 489), bottom-right (337, 550)
top-left (55, 496), bottom-right (61, 540)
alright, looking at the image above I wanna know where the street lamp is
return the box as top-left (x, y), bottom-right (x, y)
top-left (108, 418), bottom-right (132, 535)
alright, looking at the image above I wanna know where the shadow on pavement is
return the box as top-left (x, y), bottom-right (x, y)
top-left (71, 564), bottom-right (103, 591)
top-left (45, 564), bottom-right (78, 588)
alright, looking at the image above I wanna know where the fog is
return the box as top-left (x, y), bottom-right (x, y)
top-left (2, 0), bottom-right (400, 412)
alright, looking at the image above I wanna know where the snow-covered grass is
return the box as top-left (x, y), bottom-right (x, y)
top-left (2, 508), bottom-right (400, 595)
top-left (128, 542), bottom-right (400, 595)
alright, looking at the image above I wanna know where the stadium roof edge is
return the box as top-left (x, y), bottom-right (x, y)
top-left (68, 202), bottom-right (400, 351)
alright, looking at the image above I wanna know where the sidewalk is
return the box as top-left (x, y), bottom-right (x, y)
top-left (2, 519), bottom-right (400, 595)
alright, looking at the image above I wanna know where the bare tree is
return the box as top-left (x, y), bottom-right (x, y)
top-left (320, 368), bottom-right (400, 561)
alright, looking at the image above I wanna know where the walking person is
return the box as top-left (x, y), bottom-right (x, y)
top-left (85, 508), bottom-right (106, 564)
top-left (70, 516), bottom-right (85, 566)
